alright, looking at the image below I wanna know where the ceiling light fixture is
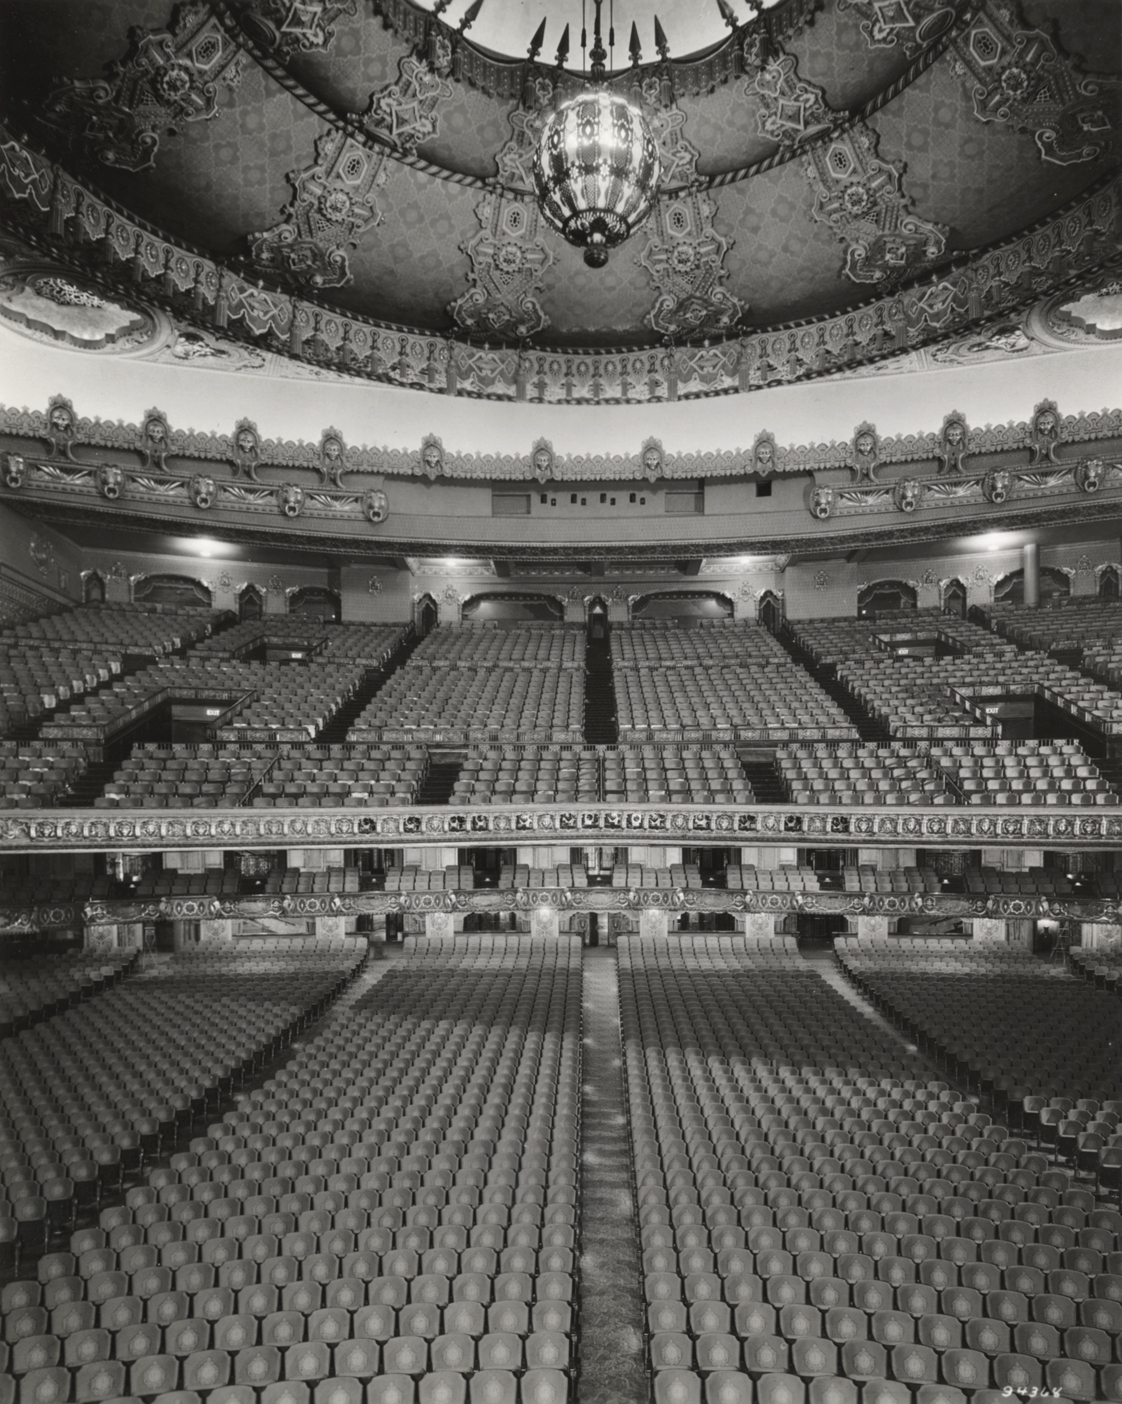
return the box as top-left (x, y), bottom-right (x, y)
top-left (533, 0), bottom-right (661, 269)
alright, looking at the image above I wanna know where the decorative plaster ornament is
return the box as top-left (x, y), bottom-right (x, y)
top-left (231, 420), bottom-right (262, 481)
top-left (851, 423), bottom-right (882, 483)
top-left (810, 486), bottom-right (836, 520)
top-left (38, 4), bottom-right (244, 172)
top-left (529, 440), bottom-right (555, 483)
top-left (1075, 458), bottom-right (1106, 493)
top-left (2, 453), bottom-right (26, 489)
top-left (95, 464), bottom-right (124, 500)
top-left (937, 413), bottom-right (970, 475)
top-left (318, 430), bottom-right (347, 487)
top-left (893, 478), bottom-right (923, 513)
top-left (245, 0), bottom-right (357, 55)
top-left (362, 490), bottom-right (388, 524)
top-left (419, 436), bottom-right (445, 480)
top-left (982, 470), bottom-right (1012, 504)
top-left (1029, 400), bottom-right (1061, 464)
top-left (640, 440), bottom-right (665, 482)
top-left (189, 475), bottom-right (216, 510)
top-left (278, 484), bottom-right (305, 518)
top-left (814, 571), bottom-right (830, 591)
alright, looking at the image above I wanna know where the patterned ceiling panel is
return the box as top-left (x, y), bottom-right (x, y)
top-left (0, 0), bottom-right (1115, 377)
top-left (280, 8), bottom-right (414, 109)
top-left (678, 85), bottom-right (779, 179)
top-left (720, 161), bottom-right (859, 320)
top-left (342, 163), bottom-right (480, 329)
top-left (91, 66), bottom-right (326, 255)
top-left (870, 61), bottom-right (1115, 250)
top-left (785, 0), bottom-right (919, 112)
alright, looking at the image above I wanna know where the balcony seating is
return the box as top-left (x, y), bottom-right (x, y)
top-left (385, 866), bottom-right (476, 893)
top-left (351, 667), bottom-right (583, 739)
top-left (410, 626), bottom-right (584, 669)
top-left (255, 747), bottom-right (428, 809)
top-left (98, 746), bottom-right (278, 810)
top-left (612, 624), bottom-right (852, 737)
top-left (602, 746), bottom-right (754, 804)
top-left (450, 749), bottom-right (599, 805)
top-left (499, 865), bottom-right (588, 891)
top-left (777, 745), bottom-right (952, 807)
top-left (929, 742), bottom-right (1117, 807)
top-left (0, 741), bottom-right (88, 809)
top-left (727, 865), bottom-right (822, 893)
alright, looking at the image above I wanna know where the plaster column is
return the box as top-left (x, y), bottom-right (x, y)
top-left (1023, 541), bottom-right (1040, 609)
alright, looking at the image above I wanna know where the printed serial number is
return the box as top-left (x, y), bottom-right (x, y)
top-left (1001, 1391), bottom-right (1063, 1399)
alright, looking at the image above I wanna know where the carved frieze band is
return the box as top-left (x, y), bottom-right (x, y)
top-left (2, 802), bottom-right (1122, 855)
top-left (1, 125), bottom-right (1117, 405)
top-left (1, 886), bottom-right (1113, 932)
top-left (2, 394), bottom-right (1120, 488)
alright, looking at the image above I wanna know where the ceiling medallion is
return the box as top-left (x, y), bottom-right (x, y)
top-left (532, 1), bottom-right (660, 269)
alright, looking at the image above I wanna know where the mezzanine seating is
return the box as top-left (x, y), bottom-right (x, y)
top-left (777, 746), bottom-right (951, 807)
top-left (603, 747), bottom-right (754, 804)
top-left (450, 749), bottom-right (599, 806)
top-left (98, 747), bottom-right (278, 810)
top-left (255, 747), bottom-right (428, 809)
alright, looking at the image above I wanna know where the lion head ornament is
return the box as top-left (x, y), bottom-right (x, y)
top-left (278, 484), bottom-right (305, 519)
top-left (363, 489), bottom-right (389, 524)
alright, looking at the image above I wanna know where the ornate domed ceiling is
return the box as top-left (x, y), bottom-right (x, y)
top-left (0, 0), bottom-right (1118, 405)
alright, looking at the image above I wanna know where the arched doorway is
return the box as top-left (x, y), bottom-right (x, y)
top-left (415, 593), bottom-right (438, 637)
top-left (588, 596), bottom-right (608, 641)
top-left (83, 571), bottom-right (106, 605)
top-left (238, 584), bottom-right (264, 622)
top-left (757, 590), bottom-right (783, 632)
top-left (1099, 567), bottom-right (1120, 599)
top-left (942, 578), bottom-right (967, 618)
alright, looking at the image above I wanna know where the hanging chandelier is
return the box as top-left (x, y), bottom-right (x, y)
top-left (532, 1), bottom-right (661, 269)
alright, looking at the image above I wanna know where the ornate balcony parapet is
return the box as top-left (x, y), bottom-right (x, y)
top-left (1, 882), bottom-right (1115, 934)
top-left (2, 800), bottom-right (1121, 854)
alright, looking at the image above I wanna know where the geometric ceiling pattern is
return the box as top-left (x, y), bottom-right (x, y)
top-left (0, 0), bottom-right (1118, 404)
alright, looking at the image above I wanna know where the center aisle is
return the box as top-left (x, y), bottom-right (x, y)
top-left (577, 945), bottom-right (648, 1404)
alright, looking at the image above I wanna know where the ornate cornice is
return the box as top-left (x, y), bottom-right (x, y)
top-left (2, 885), bottom-right (1113, 933)
top-left (2, 801), bottom-right (1121, 854)
top-left (1, 123), bottom-right (1117, 403)
top-left (2, 394), bottom-right (1119, 486)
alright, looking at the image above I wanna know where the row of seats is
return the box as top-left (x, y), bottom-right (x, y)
top-left (0, 741), bottom-right (88, 810)
top-left (254, 748), bottom-right (429, 809)
top-left (384, 868), bottom-right (476, 893)
top-left (350, 657), bottom-right (583, 739)
top-left (0, 952), bottom-right (137, 1037)
top-left (834, 939), bottom-right (1121, 1106)
top-left (449, 750), bottom-right (600, 806)
top-left (410, 627), bottom-right (584, 670)
top-left (929, 743), bottom-right (1116, 807)
top-left (604, 747), bottom-right (754, 804)
top-left (777, 748), bottom-right (950, 808)
top-left (99, 747), bottom-right (278, 810)
top-left (1, 937), bottom-right (579, 1404)
top-left (0, 943), bottom-right (366, 1253)
top-left (620, 934), bottom-right (1122, 1404)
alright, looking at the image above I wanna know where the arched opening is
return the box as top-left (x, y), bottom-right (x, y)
top-left (631, 591), bottom-right (733, 621)
top-left (1099, 567), bottom-right (1120, 599)
top-left (132, 573), bottom-right (212, 608)
top-left (993, 567), bottom-right (1070, 607)
top-left (416, 594), bottom-right (438, 637)
top-left (757, 590), bottom-right (783, 633)
top-left (238, 584), bottom-right (264, 622)
top-left (288, 585), bottom-right (340, 621)
top-left (941, 578), bottom-right (967, 618)
top-left (83, 571), bottom-right (106, 606)
top-left (588, 596), bottom-right (608, 641)
top-left (857, 580), bottom-right (918, 617)
top-left (460, 592), bottom-right (563, 623)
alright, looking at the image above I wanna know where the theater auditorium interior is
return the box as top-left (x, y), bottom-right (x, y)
top-left (1, 0), bottom-right (1122, 1402)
